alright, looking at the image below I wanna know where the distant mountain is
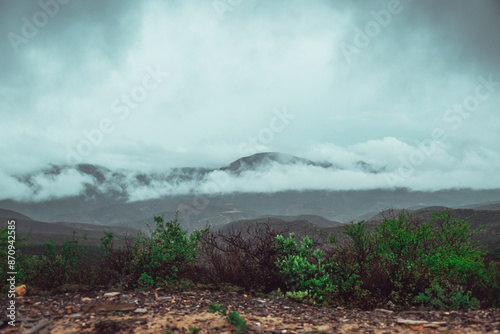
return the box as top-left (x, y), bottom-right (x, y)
top-left (0, 208), bottom-right (139, 245)
top-left (220, 152), bottom-right (335, 174)
top-left (1, 153), bottom-right (500, 233)
top-left (216, 217), bottom-right (330, 242)
top-left (457, 201), bottom-right (500, 211)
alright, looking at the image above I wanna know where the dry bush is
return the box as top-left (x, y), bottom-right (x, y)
top-left (195, 222), bottom-right (288, 292)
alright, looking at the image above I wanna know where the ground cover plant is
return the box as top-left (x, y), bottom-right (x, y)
top-left (1, 210), bottom-right (499, 310)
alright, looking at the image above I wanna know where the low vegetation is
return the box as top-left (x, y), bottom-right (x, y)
top-left (1, 211), bottom-right (499, 310)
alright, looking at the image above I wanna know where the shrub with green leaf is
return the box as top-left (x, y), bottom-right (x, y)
top-left (275, 233), bottom-right (334, 304)
top-left (275, 211), bottom-right (500, 309)
top-left (21, 232), bottom-right (88, 292)
top-left (128, 215), bottom-right (204, 287)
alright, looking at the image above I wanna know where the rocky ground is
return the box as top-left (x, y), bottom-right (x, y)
top-left (1, 289), bottom-right (499, 334)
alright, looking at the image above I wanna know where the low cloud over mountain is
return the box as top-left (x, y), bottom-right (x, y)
top-left (1, 150), bottom-right (499, 203)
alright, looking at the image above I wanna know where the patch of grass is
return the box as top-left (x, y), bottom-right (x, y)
top-left (209, 303), bottom-right (247, 333)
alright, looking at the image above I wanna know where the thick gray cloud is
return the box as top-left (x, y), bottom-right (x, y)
top-left (0, 0), bottom-right (499, 198)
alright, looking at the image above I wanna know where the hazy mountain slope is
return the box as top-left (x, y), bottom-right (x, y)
top-left (259, 214), bottom-right (341, 227)
top-left (216, 217), bottom-right (329, 242)
top-left (0, 208), bottom-right (139, 244)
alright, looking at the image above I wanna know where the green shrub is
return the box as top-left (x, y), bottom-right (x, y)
top-left (275, 233), bottom-right (333, 304)
top-left (138, 272), bottom-right (154, 287)
top-left (274, 211), bottom-right (498, 310)
top-left (227, 311), bottom-right (247, 334)
top-left (414, 283), bottom-right (479, 310)
top-left (128, 216), bottom-right (205, 287)
top-left (21, 232), bottom-right (88, 292)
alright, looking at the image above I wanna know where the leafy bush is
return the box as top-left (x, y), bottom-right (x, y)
top-left (275, 233), bottom-right (334, 304)
top-left (21, 233), bottom-right (88, 292)
top-left (275, 211), bottom-right (500, 309)
top-left (2, 210), bottom-right (498, 310)
top-left (414, 283), bottom-right (479, 310)
top-left (127, 216), bottom-right (204, 287)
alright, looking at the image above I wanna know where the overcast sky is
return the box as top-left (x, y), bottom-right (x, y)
top-left (1, 0), bottom-right (500, 200)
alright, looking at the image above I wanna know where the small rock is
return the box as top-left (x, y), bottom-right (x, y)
top-left (104, 292), bottom-right (121, 297)
top-left (134, 308), bottom-right (148, 313)
top-left (424, 322), bottom-right (447, 328)
top-left (396, 319), bottom-right (428, 325)
top-left (374, 308), bottom-right (394, 314)
top-left (15, 284), bottom-right (27, 296)
top-left (120, 294), bottom-right (130, 300)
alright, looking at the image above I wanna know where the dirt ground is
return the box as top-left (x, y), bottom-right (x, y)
top-left (1, 288), bottom-right (499, 333)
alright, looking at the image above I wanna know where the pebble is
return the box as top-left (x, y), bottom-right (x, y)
top-left (396, 318), bottom-right (429, 325)
top-left (374, 308), bottom-right (393, 314)
top-left (104, 292), bottom-right (121, 297)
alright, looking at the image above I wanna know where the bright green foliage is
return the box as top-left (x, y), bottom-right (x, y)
top-left (209, 303), bottom-right (247, 334)
top-left (138, 272), bottom-right (154, 287)
top-left (188, 325), bottom-right (202, 334)
top-left (208, 302), bottom-right (227, 316)
top-left (414, 283), bottom-right (479, 310)
top-left (285, 290), bottom-right (317, 304)
top-left (275, 211), bottom-right (500, 309)
top-left (128, 216), bottom-right (204, 286)
top-left (227, 311), bottom-right (247, 334)
top-left (275, 233), bottom-right (333, 304)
